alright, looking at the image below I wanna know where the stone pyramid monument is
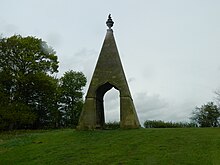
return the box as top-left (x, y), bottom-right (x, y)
top-left (77, 15), bottom-right (140, 129)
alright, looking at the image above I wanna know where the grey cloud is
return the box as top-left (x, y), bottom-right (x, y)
top-left (134, 92), bottom-right (169, 125)
top-left (0, 20), bottom-right (20, 36)
top-left (135, 92), bottom-right (168, 113)
top-left (74, 48), bottom-right (97, 58)
top-left (5, 24), bottom-right (19, 34)
top-left (46, 33), bottom-right (62, 48)
top-left (59, 48), bottom-right (97, 75)
top-left (128, 77), bottom-right (135, 83)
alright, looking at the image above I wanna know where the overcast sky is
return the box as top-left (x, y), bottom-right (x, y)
top-left (1, 0), bottom-right (220, 125)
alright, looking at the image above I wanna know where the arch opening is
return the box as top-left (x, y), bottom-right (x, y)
top-left (96, 82), bottom-right (120, 128)
top-left (104, 88), bottom-right (120, 123)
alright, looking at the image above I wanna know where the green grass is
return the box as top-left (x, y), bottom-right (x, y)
top-left (0, 128), bottom-right (220, 165)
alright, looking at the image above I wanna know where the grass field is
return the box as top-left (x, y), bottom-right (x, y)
top-left (0, 128), bottom-right (220, 165)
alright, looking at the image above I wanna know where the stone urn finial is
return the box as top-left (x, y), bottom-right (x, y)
top-left (106, 14), bottom-right (114, 29)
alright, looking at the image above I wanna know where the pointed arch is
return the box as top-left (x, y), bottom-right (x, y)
top-left (95, 82), bottom-right (119, 128)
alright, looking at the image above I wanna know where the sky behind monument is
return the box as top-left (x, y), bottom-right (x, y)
top-left (1, 0), bottom-right (220, 124)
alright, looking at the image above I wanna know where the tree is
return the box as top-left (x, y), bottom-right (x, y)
top-left (0, 35), bottom-right (59, 130)
top-left (0, 35), bottom-right (58, 74)
top-left (191, 102), bottom-right (220, 127)
top-left (59, 71), bottom-right (86, 127)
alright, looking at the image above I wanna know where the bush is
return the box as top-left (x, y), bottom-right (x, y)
top-left (104, 121), bottom-right (120, 130)
top-left (144, 120), bottom-right (197, 128)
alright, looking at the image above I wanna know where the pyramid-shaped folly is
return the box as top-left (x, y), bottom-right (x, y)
top-left (77, 15), bottom-right (140, 130)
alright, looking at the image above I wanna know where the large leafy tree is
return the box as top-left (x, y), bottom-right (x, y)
top-left (191, 102), bottom-right (220, 127)
top-left (0, 35), bottom-right (59, 129)
top-left (0, 35), bottom-right (58, 74)
top-left (59, 71), bottom-right (86, 127)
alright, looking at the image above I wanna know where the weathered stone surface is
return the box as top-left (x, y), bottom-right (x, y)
top-left (77, 23), bottom-right (140, 130)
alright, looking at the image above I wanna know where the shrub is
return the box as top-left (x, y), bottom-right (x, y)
top-left (104, 121), bottom-right (120, 130)
top-left (144, 120), bottom-right (197, 128)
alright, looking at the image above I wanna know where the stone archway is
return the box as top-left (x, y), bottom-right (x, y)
top-left (77, 15), bottom-right (140, 130)
top-left (96, 82), bottom-right (119, 128)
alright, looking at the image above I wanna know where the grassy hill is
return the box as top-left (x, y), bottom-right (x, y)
top-left (0, 128), bottom-right (220, 165)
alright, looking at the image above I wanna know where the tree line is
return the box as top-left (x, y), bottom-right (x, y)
top-left (144, 120), bottom-right (197, 128)
top-left (0, 35), bottom-right (86, 130)
top-left (144, 101), bottom-right (220, 128)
